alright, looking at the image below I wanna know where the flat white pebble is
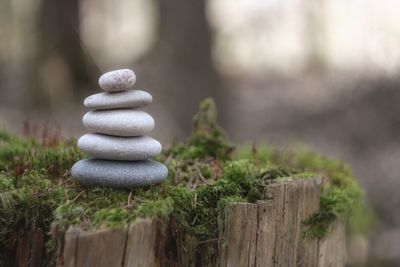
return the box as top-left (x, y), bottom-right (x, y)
top-left (82, 109), bottom-right (154, 136)
top-left (78, 134), bottom-right (162, 160)
top-left (98, 69), bottom-right (136, 92)
top-left (84, 90), bottom-right (152, 110)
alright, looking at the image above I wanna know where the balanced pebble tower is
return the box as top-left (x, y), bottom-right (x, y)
top-left (71, 69), bottom-right (168, 188)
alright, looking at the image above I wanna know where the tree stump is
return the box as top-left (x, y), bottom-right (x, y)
top-left (217, 178), bottom-right (346, 267)
top-left (11, 178), bottom-right (346, 267)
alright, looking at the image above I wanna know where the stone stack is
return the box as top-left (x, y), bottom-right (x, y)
top-left (71, 69), bottom-right (168, 188)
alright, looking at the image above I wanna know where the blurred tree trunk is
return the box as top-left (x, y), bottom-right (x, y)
top-left (32, 0), bottom-right (97, 110)
top-left (136, 0), bottom-right (224, 136)
top-left (304, 0), bottom-right (326, 73)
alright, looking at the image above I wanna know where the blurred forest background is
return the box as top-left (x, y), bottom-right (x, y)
top-left (1, 0), bottom-right (400, 265)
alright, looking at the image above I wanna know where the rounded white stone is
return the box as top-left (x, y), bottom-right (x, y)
top-left (78, 134), bottom-right (162, 160)
top-left (98, 69), bottom-right (136, 92)
top-left (84, 90), bottom-right (152, 110)
top-left (82, 110), bottom-right (154, 136)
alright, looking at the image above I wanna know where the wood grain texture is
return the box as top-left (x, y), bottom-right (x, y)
top-left (218, 178), bottom-right (327, 267)
top-left (16, 231), bottom-right (31, 267)
top-left (123, 218), bottom-right (166, 267)
top-left (255, 200), bottom-right (275, 267)
top-left (278, 181), bottom-right (300, 267)
top-left (218, 203), bottom-right (258, 267)
top-left (298, 179), bottom-right (322, 267)
top-left (261, 182), bottom-right (286, 267)
top-left (62, 227), bottom-right (80, 267)
top-left (318, 220), bottom-right (346, 267)
top-left (30, 228), bottom-right (44, 267)
top-left (74, 228), bottom-right (127, 267)
top-left (13, 228), bottom-right (45, 267)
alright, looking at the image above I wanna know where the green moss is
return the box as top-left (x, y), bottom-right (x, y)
top-left (0, 132), bottom-right (83, 177)
top-left (266, 147), bottom-right (371, 239)
top-left (168, 160), bottom-right (283, 241)
top-left (169, 98), bottom-right (233, 160)
top-left (0, 99), bottom-right (369, 265)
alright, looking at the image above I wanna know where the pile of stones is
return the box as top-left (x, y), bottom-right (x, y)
top-left (71, 69), bottom-right (168, 188)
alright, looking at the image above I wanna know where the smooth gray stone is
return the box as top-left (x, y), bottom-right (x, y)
top-left (98, 69), bottom-right (136, 92)
top-left (78, 134), bottom-right (162, 160)
top-left (84, 90), bottom-right (152, 110)
top-left (71, 159), bottom-right (168, 188)
top-left (82, 109), bottom-right (154, 137)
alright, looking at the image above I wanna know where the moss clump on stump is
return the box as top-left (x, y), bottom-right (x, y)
top-left (0, 98), bottom-right (369, 265)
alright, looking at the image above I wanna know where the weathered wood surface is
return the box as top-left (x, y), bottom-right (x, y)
top-left (218, 203), bottom-right (258, 266)
top-left (318, 220), bottom-right (346, 267)
top-left (6, 228), bottom-right (45, 267)
top-left (61, 218), bottom-right (165, 267)
top-left (217, 178), bottom-right (330, 267)
top-left (123, 219), bottom-right (166, 267)
top-left (9, 178), bottom-right (347, 267)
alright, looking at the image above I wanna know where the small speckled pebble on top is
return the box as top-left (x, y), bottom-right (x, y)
top-left (98, 69), bottom-right (136, 92)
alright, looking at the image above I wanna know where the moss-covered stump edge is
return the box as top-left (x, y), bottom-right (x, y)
top-left (12, 178), bottom-right (346, 267)
top-left (0, 99), bottom-right (370, 266)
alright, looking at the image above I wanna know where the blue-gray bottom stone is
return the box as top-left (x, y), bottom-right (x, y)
top-left (71, 159), bottom-right (168, 188)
